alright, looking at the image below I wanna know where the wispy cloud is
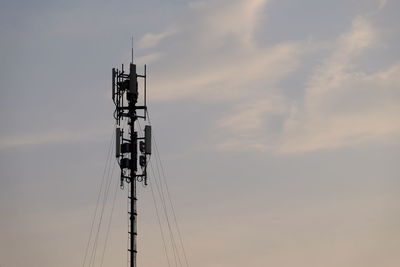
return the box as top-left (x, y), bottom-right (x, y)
top-left (216, 94), bottom-right (286, 151)
top-left (136, 52), bottom-right (163, 65)
top-left (0, 128), bottom-right (109, 149)
top-left (378, 0), bottom-right (387, 10)
top-left (188, 0), bottom-right (269, 48)
top-left (151, 42), bottom-right (303, 102)
top-left (142, 0), bottom-right (302, 102)
top-left (137, 1), bottom-right (399, 153)
top-left (212, 13), bottom-right (400, 153)
top-left (280, 16), bottom-right (400, 153)
top-left (137, 27), bottom-right (179, 49)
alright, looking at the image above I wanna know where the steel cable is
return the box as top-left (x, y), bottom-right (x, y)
top-left (146, 112), bottom-right (190, 267)
top-left (99, 160), bottom-right (119, 267)
top-left (150, 157), bottom-right (182, 267)
top-left (138, 120), bottom-right (181, 267)
top-left (89, 138), bottom-right (117, 267)
top-left (82, 128), bottom-right (114, 267)
top-left (148, 170), bottom-right (172, 267)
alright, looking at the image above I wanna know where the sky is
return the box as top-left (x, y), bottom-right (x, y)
top-left (0, 0), bottom-right (399, 266)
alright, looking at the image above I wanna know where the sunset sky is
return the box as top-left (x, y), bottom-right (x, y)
top-left (0, 0), bottom-right (399, 266)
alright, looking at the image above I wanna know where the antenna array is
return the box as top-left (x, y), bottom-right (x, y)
top-left (112, 62), bottom-right (151, 267)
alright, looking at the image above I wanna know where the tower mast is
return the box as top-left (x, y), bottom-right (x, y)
top-left (112, 59), bottom-right (151, 267)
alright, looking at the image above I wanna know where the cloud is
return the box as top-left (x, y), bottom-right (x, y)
top-left (280, 16), bottom-right (400, 153)
top-left (135, 0), bottom-right (307, 152)
top-left (151, 42), bottom-right (303, 102)
top-left (212, 14), bottom-right (400, 153)
top-left (136, 52), bottom-right (163, 65)
top-left (378, 0), bottom-right (387, 10)
top-left (216, 94), bottom-right (287, 151)
top-left (188, 0), bottom-right (269, 47)
top-left (143, 0), bottom-right (302, 102)
top-left (137, 1), bottom-right (399, 153)
top-left (137, 28), bottom-right (178, 49)
top-left (0, 128), bottom-right (109, 149)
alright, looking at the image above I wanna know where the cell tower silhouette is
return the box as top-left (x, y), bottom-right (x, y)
top-left (112, 55), bottom-right (151, 267)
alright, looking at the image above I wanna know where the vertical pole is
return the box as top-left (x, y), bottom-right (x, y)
top-left (129, 64), bottom-right (138, 267)
top-left (130, 112), bottom-right (137, 267)
top-left (129, 120), bottom-right (137, 267)
top-left (130, 173), bottom-right (137, 267)
top-left (131, 36), bottom-right (137, 64)
top-left (130, 130), bottom-right (137, 267)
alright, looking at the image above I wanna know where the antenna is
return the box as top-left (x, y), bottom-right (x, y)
top-left (131, 36), bottom-right (134, 64)
top-left (111, 50), bottom-right (150, 267)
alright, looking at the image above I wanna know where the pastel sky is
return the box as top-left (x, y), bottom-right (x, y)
top-left (0, 0), bottom-right (399, 267)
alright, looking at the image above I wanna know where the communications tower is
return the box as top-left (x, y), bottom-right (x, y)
top-left (111, 60), bottom-right (151, 267)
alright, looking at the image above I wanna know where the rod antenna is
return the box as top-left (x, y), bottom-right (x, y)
top-left (131, 36), bottom-right (134, 64)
